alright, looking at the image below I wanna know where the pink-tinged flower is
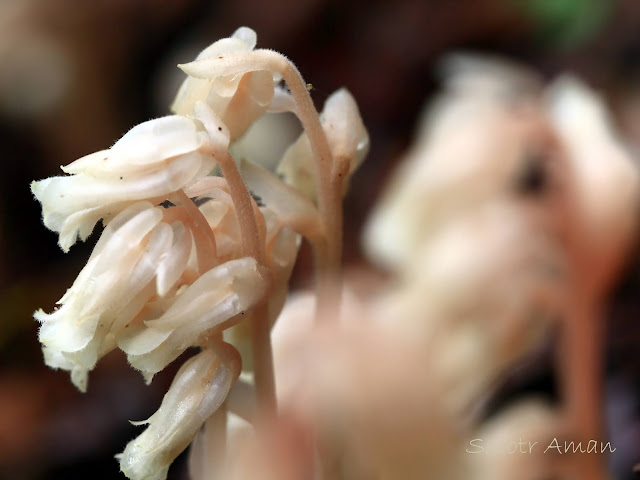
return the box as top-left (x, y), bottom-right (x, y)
top-left (31, 115), bottom-right (221, 251)
top-left (118, 343), bottom-right (241, 480)
top-left (172, 27), bottom-right (277, 141)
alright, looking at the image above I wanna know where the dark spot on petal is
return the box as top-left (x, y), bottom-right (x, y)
top-left (159, 200), bottom-right (176, 209)
top-left (217, 126), bottom-right (222, 131)
top-left (192, 196), bottom-right (212, 207)
top-left (119, 176), bottom-right (123, 180)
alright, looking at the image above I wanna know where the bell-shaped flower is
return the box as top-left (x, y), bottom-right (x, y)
top-left (31, 115), bottom-right (221, 251)
top-left (118, 257), bottom-right (267, 380)
top-left (119, 343), bottom-right (241, 480)
top-left (172, 26), bottom-right (277, 141)
top-left (276, 88), bottom-right (369, 202)
top-left (34, 201), bottom-right (194, 390)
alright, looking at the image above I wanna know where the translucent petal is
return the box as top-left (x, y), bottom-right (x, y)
top-left (124, 258), bottom-right (266, 375)
top-left (239, 159), bottom-right (323, 241)
top-left (36, 307), bottom-right (100, 353)
top-left (267, 86), bottom-right (297, 114)
top-left (321, 88), bottom-right (369, 174)
top-left (183, 176), bottom-right (229, 198)
top-left (145, 257), bottom-right (264, 330)
top-left (156, 222), bottom-right (192, 297)
top-left (231, 26), bottom-right (257, 50)
top-left (62, 116), bottom-right (211, 177)
top-left (42, 347), bottom-right (89, 392)
top-left (33, 153), bottom-right (211, 249)
top-left (118, 323), bottom-right (172, 357)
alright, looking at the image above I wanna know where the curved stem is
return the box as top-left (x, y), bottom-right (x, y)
top-left (216, 151), bottom-right (275, 416)
top-left (252, 50), bottom-right (344, 321)
top-left (183, 50), bottom-right (344, 318)
top-left (250, 300), bottom-right (276, 416)
top-left (217, 151), bottom-right (264, 263)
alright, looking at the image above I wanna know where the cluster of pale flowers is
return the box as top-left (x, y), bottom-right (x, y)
top-left (32, 27), bottom-right (368, 480)
top-left (32, 27), bottom-right (640, 480)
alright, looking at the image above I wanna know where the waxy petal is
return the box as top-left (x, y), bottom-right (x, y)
top-left (239, 158), bottom-right (324, 241)
top-left (156, 222), bottom-right (193, 297)
top-left (120, 257), bottom-right (266, 376)
top-left (32, 153), bottom-right (212, 250)
top-left (62, 116), bottom-right (211, 177)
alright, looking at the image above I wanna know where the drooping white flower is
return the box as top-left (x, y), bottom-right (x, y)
top-left (34, 201), bottom-right (194, 390)
top-left (119, 343), bottom-right (241, 480)
top-left (31, 115), bottom-right (220, 251)
top-left (172, 26), bottom-right (277, 141)
top-left (277, 88), bottom-right (369, 202)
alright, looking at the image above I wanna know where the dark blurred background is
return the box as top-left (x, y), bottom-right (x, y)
top-left (2, 0), bottom-right (640, 479)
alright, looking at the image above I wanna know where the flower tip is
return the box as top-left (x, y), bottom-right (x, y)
top-left (232, 26), bottom-right (257, 50)
top-left (30, 178), bottom-right (49, 201)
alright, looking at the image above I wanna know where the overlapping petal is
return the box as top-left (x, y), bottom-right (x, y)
top-left (118, 257), bottom-right (267, 378)
top-left (34, 202), bottom-right (196, 389)
top-left (172, 27), bottom-right (276, 141)
top-left (31, 115), bottom-right (218, 251)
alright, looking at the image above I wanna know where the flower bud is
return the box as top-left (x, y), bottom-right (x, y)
top-left (119, 343), bottom-right (241, 480)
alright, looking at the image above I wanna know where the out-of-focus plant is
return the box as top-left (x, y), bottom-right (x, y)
top-left (267, 56), bottom-right (638, 480)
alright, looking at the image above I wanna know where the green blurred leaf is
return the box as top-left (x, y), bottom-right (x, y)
top-left (510, 0), bottom-right (613, 49)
